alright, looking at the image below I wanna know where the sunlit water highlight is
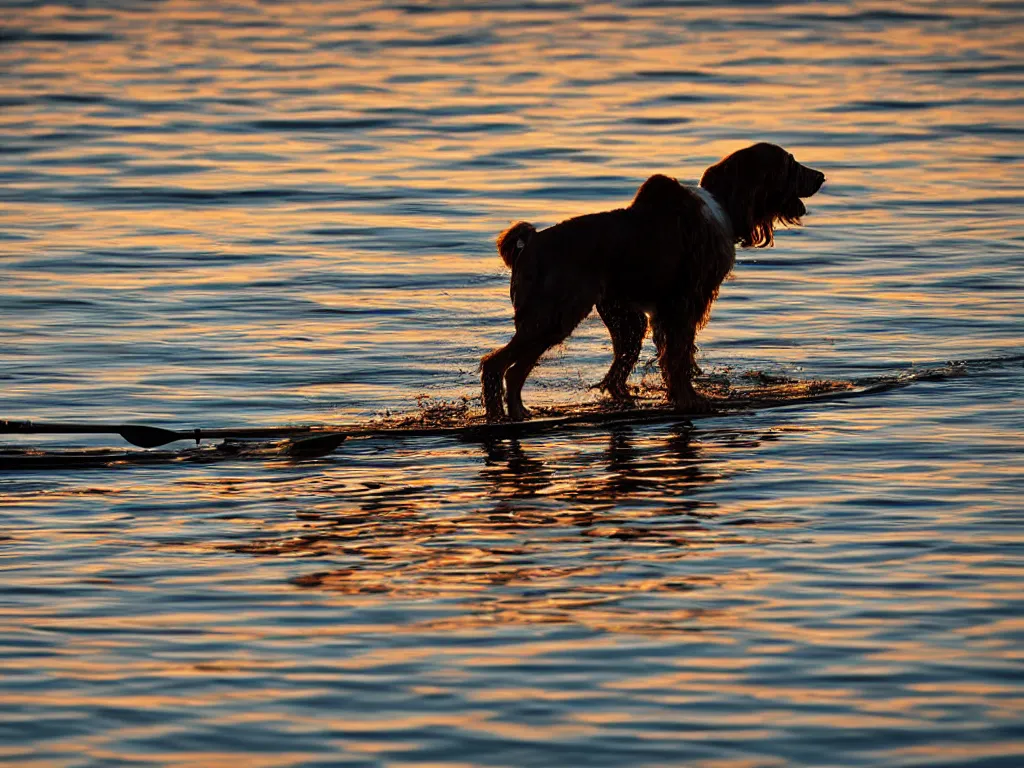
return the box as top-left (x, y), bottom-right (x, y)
top-left (1, 1), bottom-right (1022, 765)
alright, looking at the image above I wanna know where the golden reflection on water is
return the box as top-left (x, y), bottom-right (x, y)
top-left (179, 424), bottom-right (792, 634)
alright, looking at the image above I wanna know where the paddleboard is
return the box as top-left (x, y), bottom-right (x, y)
top-left (0, 373), bottom-right (917, 470)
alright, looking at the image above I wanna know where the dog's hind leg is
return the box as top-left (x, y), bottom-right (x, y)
top-left (596, 300), bottom-right (648, 402)
top-left (481, 338), bottom-right (523, 421)
top-left (503, 300), bottom-right (594, 421)
top-left (650, 310), bottom-right (710, 413)
top-left (503, 337), bottom-right (553, 422)
top-left (481, 333), bottom-right (547, 423)
top-left (482, 329), bottom-right (560, 421)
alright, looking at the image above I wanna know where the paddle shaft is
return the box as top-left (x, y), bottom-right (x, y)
top-left (0, 420), bottom-right (316, 448)
top-left (2, 421), bottom-right (140, 436)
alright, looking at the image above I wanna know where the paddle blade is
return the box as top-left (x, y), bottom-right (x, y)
top-left (286, 433), bottom-right (347, 458)
top-left (118, 425), bottom-right (186, 449)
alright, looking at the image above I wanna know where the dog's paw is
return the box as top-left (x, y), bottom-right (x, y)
top-left (605, 392), bottom-right (636, 408)
top-left (506, 404), bottom-right (531, 422)
top-left (593, 378), bottom-right (635, 405)
top-left (484, 407), bottom-right (507, 423)
top-left (612, 389), bottom-right (637, 405)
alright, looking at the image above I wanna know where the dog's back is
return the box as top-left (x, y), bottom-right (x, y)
top-left (495, 177), bottom-right (732, 318)
top-left (624, 176), bottom-right (735, 311)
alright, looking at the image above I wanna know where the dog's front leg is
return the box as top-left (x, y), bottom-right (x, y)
top-left (651, 313), bottom-right (711, 413)
top-left (596, 300), bottom-right (648, 402)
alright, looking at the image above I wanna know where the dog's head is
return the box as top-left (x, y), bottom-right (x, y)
top-left (699, 143), bottom-right (825, 248)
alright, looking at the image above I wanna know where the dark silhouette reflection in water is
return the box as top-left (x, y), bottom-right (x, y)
top-left (596, 422), bottom-right (714, 505)
top-left (228, 424), bottom-right (771, 631)
top-left (479, 422), bottom-right (720, 509)
top-left (480, 436), bottom-right (553, 499)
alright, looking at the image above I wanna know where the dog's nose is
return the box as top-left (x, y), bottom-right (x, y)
top-left (801, 168), bottom-right (825, 196)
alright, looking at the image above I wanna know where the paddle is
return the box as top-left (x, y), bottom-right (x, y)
top-left (0, 420), bottom-right (329, 450)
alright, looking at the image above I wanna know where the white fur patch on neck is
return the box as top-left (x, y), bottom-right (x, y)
top-left (693, 186), bottom-right (731, 236)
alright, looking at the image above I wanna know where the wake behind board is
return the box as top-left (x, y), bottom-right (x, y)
top-left (0, 367), bottom-right (950, 470)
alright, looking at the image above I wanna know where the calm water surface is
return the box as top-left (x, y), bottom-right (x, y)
top-left (1, 1), bottom-right (1023, 765)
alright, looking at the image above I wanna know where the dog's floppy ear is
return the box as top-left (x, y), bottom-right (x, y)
top-left (700, 150), bottom-right (772, 248)
top-left (496, 221), bottom-right (536, 269)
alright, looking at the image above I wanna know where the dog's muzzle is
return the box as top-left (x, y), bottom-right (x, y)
top-left (799, 166), bottom-right (826, 198)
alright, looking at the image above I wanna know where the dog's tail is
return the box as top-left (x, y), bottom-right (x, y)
top-left (496, 221), bottom-right (536, 269)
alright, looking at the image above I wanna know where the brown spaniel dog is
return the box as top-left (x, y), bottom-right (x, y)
top-left (481, 143), bottom-right (825, 421)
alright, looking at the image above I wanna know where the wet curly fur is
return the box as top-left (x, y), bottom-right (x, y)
top-left (481, 143), bottom-right (825, 421)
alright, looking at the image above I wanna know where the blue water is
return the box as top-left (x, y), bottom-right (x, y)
top-left (1, 1), bottom-right (1023, 765)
